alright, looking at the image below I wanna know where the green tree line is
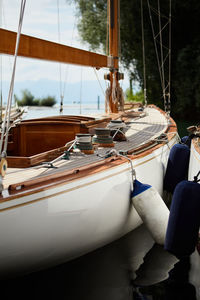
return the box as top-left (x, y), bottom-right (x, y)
top-left (70, 0), bottom-right (200, 121)
top-left (14, 90), bottom-right (57, 107)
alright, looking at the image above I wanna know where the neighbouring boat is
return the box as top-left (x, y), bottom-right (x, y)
top-left (0, 0), bottom-right (178, 277)
top-left (188, 128), bottom-right (200, 182)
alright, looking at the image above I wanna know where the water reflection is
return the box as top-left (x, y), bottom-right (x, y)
top-left (1, 224), bottom-right (199, 300)
top-left (136, 256), bottom-right (197, 300)
top-left (133, 244), bottom-right (178, 286)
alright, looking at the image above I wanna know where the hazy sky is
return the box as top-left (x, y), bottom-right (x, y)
top-left (1, 0), bottom-right (101, 81)
top-left (1, 0), bottom-right (130, 103)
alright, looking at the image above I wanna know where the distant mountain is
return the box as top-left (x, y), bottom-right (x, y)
top-left (2, 79), bottom-right (129, 106)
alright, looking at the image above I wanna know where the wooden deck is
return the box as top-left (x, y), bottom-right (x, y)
top-left (3, 106), bottom-right (176, 190)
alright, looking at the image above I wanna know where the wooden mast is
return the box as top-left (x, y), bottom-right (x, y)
top-left (108, 0), bottom-right (120, 113)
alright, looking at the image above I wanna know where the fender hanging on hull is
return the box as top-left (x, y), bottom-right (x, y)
top-left (164, 180), bottom-right (200, 258)
top-left (164, 144), bottom-right (190, 193)
top-left (131, 180), bottom-right (169, 245)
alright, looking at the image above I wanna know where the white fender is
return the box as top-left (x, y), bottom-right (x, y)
top-left (131, 180), bottom-right (169, 245)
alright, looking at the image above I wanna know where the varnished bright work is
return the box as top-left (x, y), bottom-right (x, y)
top-left (0, 28), bottom-right (108, 68)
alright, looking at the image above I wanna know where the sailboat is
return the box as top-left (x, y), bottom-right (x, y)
top-left (0, 0), bottom-right (178, 277)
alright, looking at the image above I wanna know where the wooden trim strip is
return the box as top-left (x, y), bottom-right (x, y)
top-left (7, 157), bottom-right (121, 192)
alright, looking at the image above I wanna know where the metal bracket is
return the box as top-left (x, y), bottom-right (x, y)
top-left (107, 56), bottom-right (114, 69)
top-left (41, 162), bottom-right (57, 169)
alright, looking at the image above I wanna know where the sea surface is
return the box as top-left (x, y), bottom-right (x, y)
top-left (22, 104), bottom-right (106, 120)
top-left (1, 106), bottom-right (199, 299)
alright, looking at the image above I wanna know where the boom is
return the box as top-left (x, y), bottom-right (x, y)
top-left (0, 28), bottom-right (108, 68)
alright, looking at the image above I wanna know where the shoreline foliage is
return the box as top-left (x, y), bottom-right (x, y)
top-left (14, 90), bottom-right (57, 107)
top-left (70, 0), bottom-right (200, 121)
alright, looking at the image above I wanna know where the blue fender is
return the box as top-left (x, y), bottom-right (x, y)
top-left (164, 180), bottom-right (200, 258)
top-left (164, 144), bottom-right (190, 193)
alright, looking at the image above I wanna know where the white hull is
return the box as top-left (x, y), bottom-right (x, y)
top-left (0, 133), bottom-right (177, 277)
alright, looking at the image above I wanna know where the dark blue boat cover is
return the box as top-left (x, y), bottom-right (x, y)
top-left (164, 180), bottom-right (200, 258)
top-left (164, 144), bottom-right (190, 193)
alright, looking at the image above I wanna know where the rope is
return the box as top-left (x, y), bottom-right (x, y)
top-left (110, 72), bottom-right (125, 109)
top-left (105, 86), bottom-right (111, 113)
top-left (0, 0), bottom-right (26, 158)
top-left (112, 73), bottom-right (118, 104)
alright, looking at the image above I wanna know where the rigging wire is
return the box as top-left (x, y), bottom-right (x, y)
top-left (106, 0), bottom-right (109, 55)
top-left (1, 0), bottom-right (13, 75)
top-left (118, 0), bottom-right (121, 61)
top-left (93, 68), bottom-right (106, 97)
top-left (79, 67), bottom-right (82, 115)
top-left (0, 0), bottom-right (3, 124)
top-left (56, 0), bottom-right (63, 114)
top-left (62, 21), bottom-right (75, 98)
top-left (147, 0), bottom-right (163, 91)
top-left (140, 0), bottom-right (147, 107)
top-left (168, 0), bottom-right (172, 115)
top-left (0, 0), bottom-right (26, 157)
top-left (157, 0), bottom-right (166, 107)
top-left (147, 0), bottom-right (171, 116)
top-left (56, 0), bottom-right (76, 114)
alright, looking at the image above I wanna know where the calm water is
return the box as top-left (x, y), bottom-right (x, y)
top-left (1, 225), bottom-right (200, 300)
top-left (23, 104), bottom-right (105, 120)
